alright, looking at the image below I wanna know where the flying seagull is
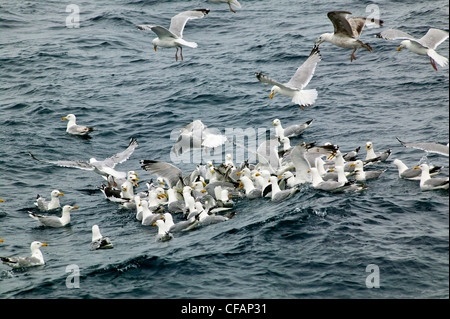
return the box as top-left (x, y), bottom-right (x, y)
top-left (315, 11), bottom-right (383, 61)
top-left (138, 9), bottom-right (210, 61)
top-left (255, 46), bottom-right (322, 110)
top-left (376, 28), bottom-right (448, 70)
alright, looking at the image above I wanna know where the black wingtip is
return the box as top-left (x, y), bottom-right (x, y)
top-left (193, 8), bottom-right (210, 15)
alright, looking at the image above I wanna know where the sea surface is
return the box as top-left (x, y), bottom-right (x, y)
top-left (0, 0), bottom-right (448, 299)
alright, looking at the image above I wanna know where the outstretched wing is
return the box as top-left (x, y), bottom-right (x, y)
top-left (255, 72), bottom-right (296, 93)
top-left (138, 25), bottom-right (178, 39)
top-left (102, 138), bottom-right (139, 168)
top-left (327, 11), bottom-right (354, 38)
top-left (169, 9), bottom-right (210, 39)
top-left (418, 28), bottom-right (449, 50)
top-left (28, 152), bottom-right (94, 171)
top-left (286, 46), bottom-right (321, 90)
top-left (347, 17), bottom-right (383, 38)
top-left (396, 137), bottom-right (449, 156)
top-left (376, 29), bottom-right (416, 41)
top-left (140, 160), bottom-right (183, 188)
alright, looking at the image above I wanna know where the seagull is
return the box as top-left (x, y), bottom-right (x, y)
top-left (310, 167), bottom-right (349, 192)
top-left (62, 114), bottom-right (94, 136)
top-left (376, 28), bottom-right (449, 70)
top-left (364, 141), bottom-right (391, 163)
top-left (208, 0), bottom-right (241, 13)
top-left (415, 164), bottom-right (449, 191)
top-left (272, 118), bottom-right (313, 139)
top-left (28, 205), bottom-right (78, 227)
top-left (34, 189), bottom-right (64, 211)
top-left (1, 241), bottom-right (48, 268)
top-left (170, 120), bottom-right (227, 156)
top-left (153, 219), bottom-right (173, 242)
top-left (90, 225), bottom-right (113, 250)
top-left (393, 159), bottom-right (441, 180)
top-left (138, 9), bottom-right (210, 61)
top-left (255, 46), bottom-right (322, 110)
top-left (396, 137), bottom-right (449, 157)
top-left (264, 176), bottom-right (298, 202)
top-left (315, 11), bottom-right (383, 61)
top-left (350, 160), bottom-right (386, 182)
top-left (238, 175), bottom-right (262, 199)
top-left (29, 138), bottom-right (138, 182)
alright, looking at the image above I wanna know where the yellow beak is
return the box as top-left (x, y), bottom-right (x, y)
top-left (73, 206), bottom-right (79, 209)
top-left (397, 46), bottom-right (402, 51)
top-left (41, 243), bottom-right (48, 246)
top-left (154, 46), bottom-right (157, 52)
top-left (62, 117), bottom-right (67, 120)
top-left (269, 92), bottom-right (274, 99)
top-left (59, 193), bottom-right (64, 196)
top-left (414, 166), bottom-right (420, 169)
top-left (0, 199), bottom-right (4, 202)
top-left (0, 239), bottom-right (4, 242)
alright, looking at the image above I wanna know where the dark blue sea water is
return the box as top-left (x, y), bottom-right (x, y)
top-left (0, 0), bottom-right (448, 300)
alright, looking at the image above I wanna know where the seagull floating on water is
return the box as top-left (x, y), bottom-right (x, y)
top-left (34, 189), bottom-right (64, 211)
top-left (62, 114), bottom-right (94, 137)
top-left (29, 205), bottom-right (78, 227)
top-left (1, 241), bottom-right (48, 268)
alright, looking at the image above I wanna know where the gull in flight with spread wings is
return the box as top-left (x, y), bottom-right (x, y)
top-left (28, 138), bottom-right (139, 182)
top-left (377, 28), bottom-right (448, 70)
top-left (138, 9), bottom-right (210, 61)
top-left (255, 46), bottom-right (321, 110)
top-left (315, 11), bottom-right (383, 61)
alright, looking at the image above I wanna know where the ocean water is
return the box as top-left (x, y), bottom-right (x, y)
top-left (0, 0), bottom-right (448, 300)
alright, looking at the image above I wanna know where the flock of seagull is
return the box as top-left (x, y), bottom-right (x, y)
top-left (1, 2), bottom-right (449, 269)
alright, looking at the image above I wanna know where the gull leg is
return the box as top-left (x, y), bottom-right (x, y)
top-left (175, 47), bottom-right (178, 61)
top-left (180, 47), bottom-right (184, 61)
top-left (228, 2), bottom-right (236, 13)
top-left (430, 57), bottom-right (438, 71)
top-left (350, 48), bottom-right (357, 62)
top-left (299, 105), bottom-right (305, 111)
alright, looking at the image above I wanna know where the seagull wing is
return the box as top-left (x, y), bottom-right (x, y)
top-left (255, 73), bottom-right (295, 92)
top-left (140, 160), bottom-right (183, 188)
top-left (102, 138), bottom-right (139, 168)
top-left (346, 17), bottom-right (383, 38)
top-left (418, 28), bottom-right (449, 50)
top-left (286, 46), bottom-right (321, 90)
top-left (327, 11), bottom-right (354, 37)
top-left (28, 152), bottom-right (94, 171)
top-left (138, 25), bottom-right (178, 39)
top-left (376, 29), bottom-right (416, 41)
top-left (396, 137), bottom-right (449, 156)
top-left (169, 9), bottom-right (210, 39)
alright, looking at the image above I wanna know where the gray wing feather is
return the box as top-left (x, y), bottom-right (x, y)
top-left (140, 160), bottom-right (183, 188)
top-left (255, 73), bottom-right (295, 92)
top-left (377, 29), bottom-right (416, 41)
top-left (103, 138), bottom-right (139, 168)
top-left (28, 152), bottom-right (94, 171)
top-left (418, 28), bottom-right (449, 50)
top-left (327, 11), bottom-right (354, 37)
top-left (396, 137), bottom-right (449, 156)
top-left (169, 9), bottom-right (209, 38)
top-left (286, 47), bottom-right (321, 90)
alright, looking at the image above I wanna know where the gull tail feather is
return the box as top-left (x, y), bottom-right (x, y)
top-left (292, 89), bottom-right (318, 108)
top-left (230, 0), bottom-right (242, 8)
top-left (427, 49), bottom-right (448, 67)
